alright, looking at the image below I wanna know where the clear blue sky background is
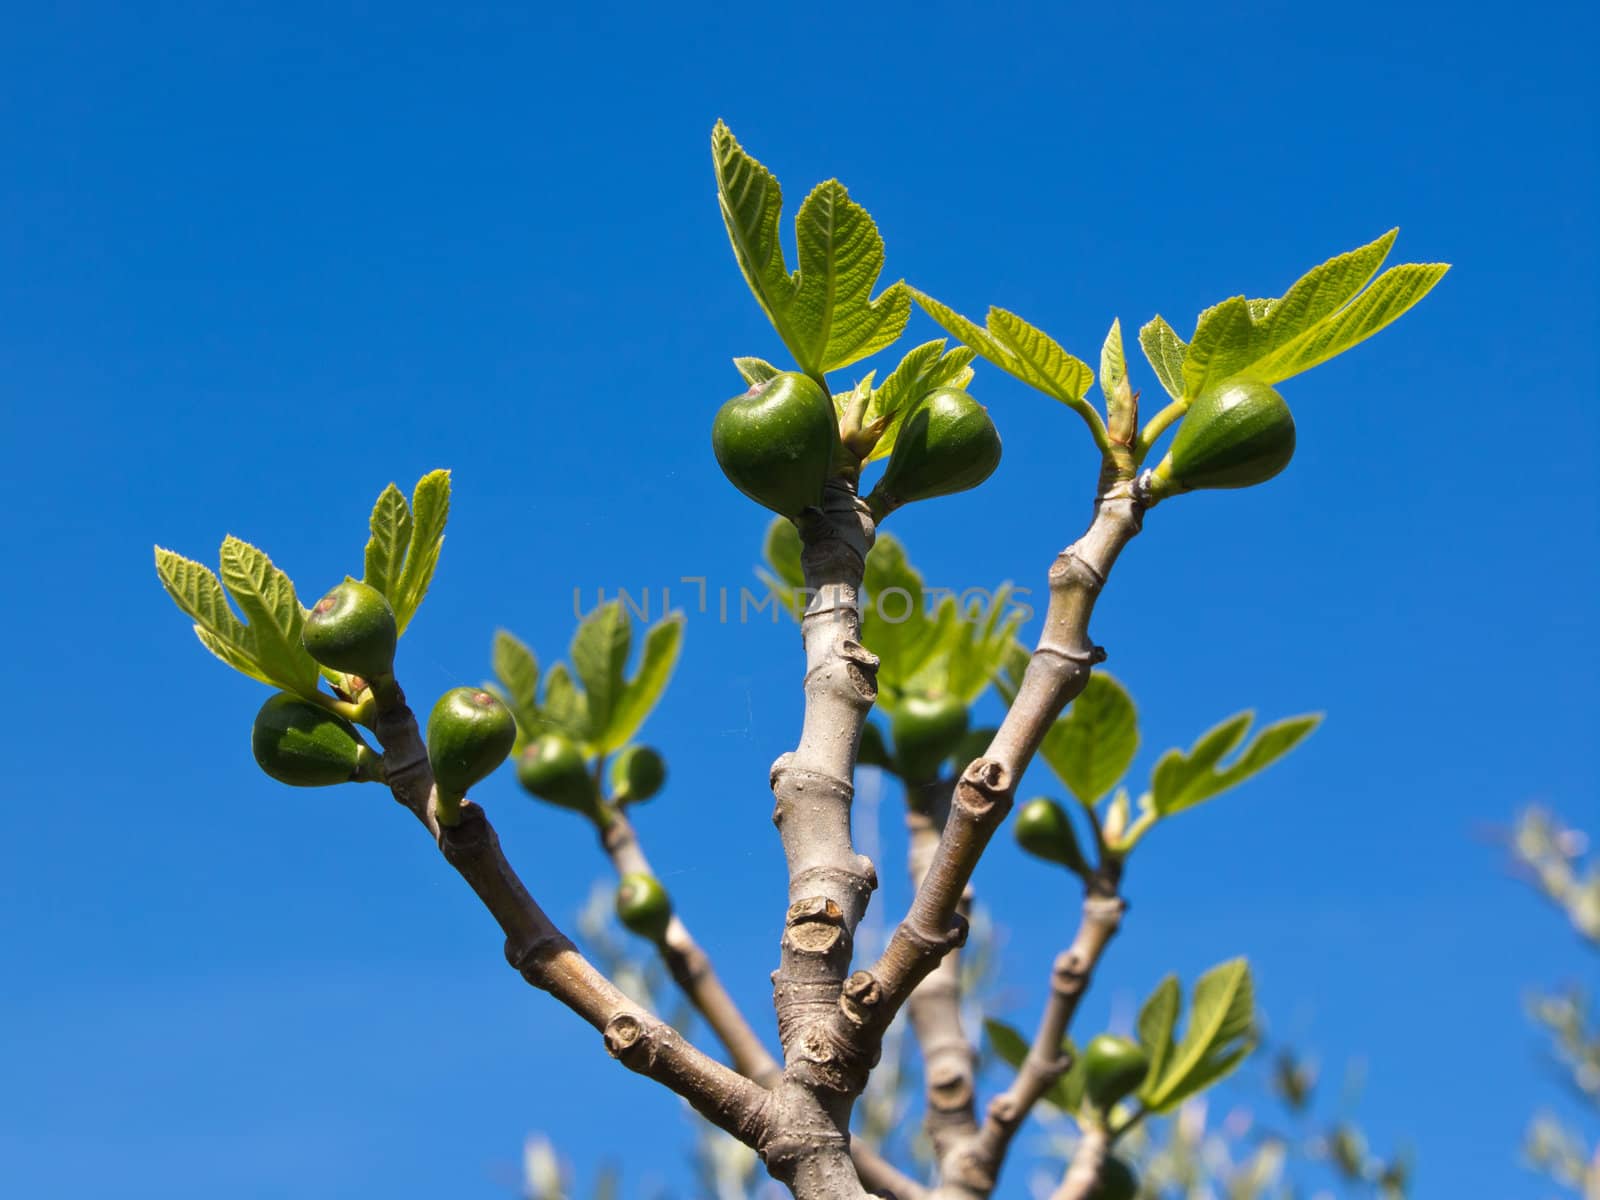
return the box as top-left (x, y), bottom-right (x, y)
top-left (2, 3), bottom-right (1595, 1197)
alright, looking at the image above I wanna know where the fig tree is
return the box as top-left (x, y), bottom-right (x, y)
top-left (711, 372), bottom-right (838, 517)
top-left (610, 745), bottom-right (666, 805)
top-left (1082, 1033), bottom-right (1151, 1109)
top-left (516, 732), bottom-right (599, 814)
top-left (426, 687), bottom-right (515, 801)
top-left (868, 387), bottom-right (1001, 517)
top-left (615, 872), bottom-right (673, 941)
top-left (303, 579), bottom-right (397, 680)
top-left (1145, 377), bottom-right (1295, 500)
top-left (891, 692), bottom-right (969, 783)
top-left (1014, 797), bottom-right (1089, 874)
top-left (251, 692), bottom-right (382, 787)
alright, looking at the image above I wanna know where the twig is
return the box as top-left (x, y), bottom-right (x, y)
top-left (821, 480), bottom-right (1145, 1084)
top-left (599, 808), bottom-right (783, 1087)
top-left (1050, 1124), bottom-right (1111, 1200)
top-left (903, 780), bottom-right (980, 1160)
top-left (938, 882), bottom-right (1126, 1196)
top-left (371, 692), bottom-right (773, 1150)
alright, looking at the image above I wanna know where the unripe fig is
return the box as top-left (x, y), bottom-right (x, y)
top-left (1014, 797), bottom-right (1089, 874)
top-left (251, 692), bottom-right (381, 787)
top-left (426, 688), bottom-right (515, 801)
top-left (1146, 377), bottom-right (1295, 500)
top-left (1083, 1033), bottom-right (1151, 1109)
top-left (303, 579), bottom-right (397, 680)
top-left (611, 745), bottom-right (666, 805)
top-left (615, 872), bottom-right (673, 941)
top-left (869, 388), bottom-right (1001, 516)
top-left (891, 692), bottom-right (969, 783)
top-left (516, 732), bottom-right (598, 814)
top-left (711, 372), bottom-right (838, 517)
top-left (1088, 1156), bottom-right (1139, 1200)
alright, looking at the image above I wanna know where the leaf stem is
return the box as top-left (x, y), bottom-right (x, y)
top-left (1134, 398), bottom-right (1188, 462)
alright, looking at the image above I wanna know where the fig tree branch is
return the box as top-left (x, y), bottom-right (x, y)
top-left (819, 477), bottom-right (1145, 1097)
top-left (369, 689), bottom-right (773, 1149)
top-left (1050, 1125), bottom-right (1111, 1200)
top-left (937, 881), bottom-right (1126, 1197)
top-left (902, 779), bottom-right (980, 1161)
top-left (762, 479), bottom-right (885, 1198)
top-left (598, 807), bottom-right (783, 1087)
top-left (850, 1136), bottom-right (929, 1200)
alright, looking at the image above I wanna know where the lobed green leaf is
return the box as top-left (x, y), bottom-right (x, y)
top-left (712, 123), bottom-right (908, 376)
top-left (572, 601), bottom-right (631, 741)
top-left (1151, 711), bottom-right (1321, 817)
top-left (1143, 958), bottom-right (1255, 1112)
top-left (362, 483), bottom-right (413, 603)
top-left (600, 612), bottom-right (685, 752)
top-left (391, 469), bottom-right (450, 634)
top-left (1136, 975), bottom-right (1182, 1104)
top-left (492, 629), bottom-right (541, 742)
top-left (154, 546), bottom-right (271, 684)
top-left (1138, 315), bottom-right (1189, 401)
top-left (984, 1018), bottom-right (1031, 1071)
top-left (863, 339), bottom-right (976, 463)
top-left (216, 536), bottom-right (321, 697)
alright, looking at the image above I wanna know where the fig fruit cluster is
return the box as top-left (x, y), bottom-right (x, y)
top-left (711, 373), bottom-right (1002, 520)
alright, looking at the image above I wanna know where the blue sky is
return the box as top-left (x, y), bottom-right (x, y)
top-left (2, 2), bottom-right (1595, 1197)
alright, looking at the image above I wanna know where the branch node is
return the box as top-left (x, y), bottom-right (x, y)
top-left (953, 758), bottom-right (1014, 821)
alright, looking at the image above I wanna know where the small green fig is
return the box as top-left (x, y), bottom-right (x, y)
top-left (1014, 797), bottom-right (1089, 874)
top-left (1083, 1033), bottom-right (1151, 1109)
top-left (251, 692), bottom-right (382, 787)
top-left (891, 692), bottom-right (970, 783)
top-left (615, 872), bottom-right (673, 941)
top-left (426, 688), bottom-right (516, 801)
top-left (611, 745), bottom-right (666, 805)
top-left (303, 579), bottom-right (398, 680)
top-left (1146, 377), bottom-right (1295, 500)
top-left (711, 372), bottom-right (839, 517)
top-left (868, 388), bottom-right (1001, 517)
top-left (1088, 1157), bottom-right (1139, 1200)
top-left (516, 732), bottom-right (599, 814)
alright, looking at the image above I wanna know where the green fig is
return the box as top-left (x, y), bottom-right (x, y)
top-left (891, 692), bottom-right (970, 783)
top-left (426, 687), bottom-right (515, 801)
top-left (1088, 1156), bottom-right (1139, 1200)
top-left (516, 732), bottom-right (599, 814)
top-left (615, 872), bottom-right (673, 941)
top-left (711, 372), bottom-right (838, 517)
top-left (303, 579), bottom-right (398, 680)
top-left (251, 692), bottom-right (382, 787)
top-left (610, 745), bottom-right (666, 805)
top-left (1014, 797), bottom-right (1089, 874)
top-left (868, 388), bottom-right (1001, 517)
top-left (1146, 377), bottom-right (1295, 500)
top-left (1083, 1033), bottom-right (1151, 1109)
